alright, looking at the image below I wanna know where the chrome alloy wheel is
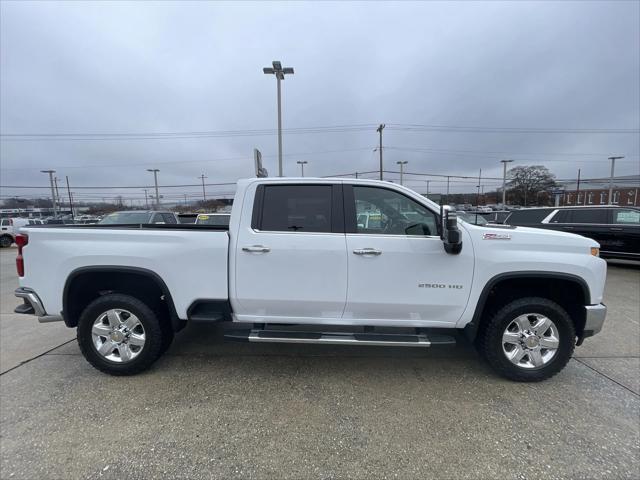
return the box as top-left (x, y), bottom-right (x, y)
top-left (502, 314), bottom-right (560, 369)
top-left (91, 309), bottom-right (146, 363)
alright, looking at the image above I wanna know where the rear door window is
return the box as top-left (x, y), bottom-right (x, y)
top-left (569, 209), bottom-right (608, 224)
top-left (258, 185), bottom-right (333, 233)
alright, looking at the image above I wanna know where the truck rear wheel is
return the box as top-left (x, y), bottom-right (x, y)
top-left (77, 294), bottom-right (165, 375)
top-left (478, 297), bottom-right (575, 382)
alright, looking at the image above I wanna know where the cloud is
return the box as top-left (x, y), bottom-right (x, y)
top-left (1, 0), bottom-right (638, 203)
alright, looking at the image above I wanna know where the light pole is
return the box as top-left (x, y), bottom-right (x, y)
top-left (146, 169), bottom-right (160, 208)
top-left (199, 174), bottom-right (207, 201)
top-left (500, 159), bottom-right (514, 206)
top-left (297, 160), bottom-right (308, 177)
top-left (377, 124), bottom-right (385, 180)
top-left (142, 189), bottom-right (149, 209)
top-left (396, 161), bottom-right (408, 185)
top-left (425, 180), bottom-right (430, 197)
top-left (608, 156), bottom-right (624, 205)
top-left (40, 170), bottom-right (58, 217)
top-left (263, 60), bottom-right (294, 177)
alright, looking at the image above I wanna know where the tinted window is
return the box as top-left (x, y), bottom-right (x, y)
top-left (614, 209), bottom-right (640, 225)
top-left (550, 210), bottom-right (571, 223)
top-left (506, 209), bottom-right (552, 225)
top-left (570, 209), bottom-right (608, 224)
top-left (353, 186), bottom-right (438, 236)
top-left (1, 219), bottom-right (9, 226)
top-left (161, 213), bottom-right (177, 224)
top-left (260, 185), bottom-right (332, 233)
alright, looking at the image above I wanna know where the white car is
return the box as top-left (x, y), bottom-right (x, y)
top-left (14, 178), bottom-right (606, 381)
top-left (0, 218), bottom-right (31, 247)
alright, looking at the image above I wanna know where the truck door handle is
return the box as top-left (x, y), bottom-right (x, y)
top-left (353, 248), bottom-right (382, 256)
top-left (610, 227), bottom-right (623, 231)
top-left (242, 245), bottom-right (271, 253)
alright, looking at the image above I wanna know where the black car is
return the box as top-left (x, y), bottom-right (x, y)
top-left (505, 206), bottom-right (640, 260)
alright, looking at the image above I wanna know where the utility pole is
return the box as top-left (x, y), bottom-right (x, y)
top-left (147, 169), bottom-right (160, 208)
top-left (65, 176), bottom-right (74, 219)
top-left (355, 172), bottom-right (359, 179)
top-left (54, 177), bottom-right (61, 212)
top-left (576, 168), bottom-right (581, 205)
top-left (40, 170), bottom-right (58, 217)
top-left (263, 61), bottom-right (294, 177)
top-left (608, 156), bottom-right (624, 205)
top-left (425, 180), bottom-right (430, 197)
top-left (500, 159), bottom-right (514, 206)
top-left (446, 176), bottom-right (450, 204)
top-left (296, 160), bottom-right (308, 177)
top-left (199, 174), bottom-right (207, 201)
top-left (376, 124), bottom-right (385, 180)
top-left (396, 161), bottom-right (408, 185)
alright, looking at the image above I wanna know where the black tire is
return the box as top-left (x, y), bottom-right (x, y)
top-left (77, 294), bottom-right (165, 375)
top-left (0, 235), bottom-right (12, 248)
top-left (478, 297), bottom-right (576, 382)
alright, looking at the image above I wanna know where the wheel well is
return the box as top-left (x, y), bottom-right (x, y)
top-left (472, 276), bottom-right (588, 341)
top-left (63, 269), bottom-right (180, 331)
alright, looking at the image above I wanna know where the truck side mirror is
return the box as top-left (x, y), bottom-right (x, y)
top-left (441, 207), bottom-right (463, 255)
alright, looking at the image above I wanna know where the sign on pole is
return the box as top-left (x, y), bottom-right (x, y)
top-left (254, 148), bottom-right (268, 178)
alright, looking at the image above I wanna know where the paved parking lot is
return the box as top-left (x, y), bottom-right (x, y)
top-left (1, 247), bottom-right (638, 479)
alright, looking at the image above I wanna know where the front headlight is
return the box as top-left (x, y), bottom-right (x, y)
top-left (591, 247), bottom-right (600, 257)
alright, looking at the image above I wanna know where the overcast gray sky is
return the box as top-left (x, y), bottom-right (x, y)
top-left (1, 0), bottom-right (639, 203)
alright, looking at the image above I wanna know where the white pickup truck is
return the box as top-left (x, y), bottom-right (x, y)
top-left (14, 178), bottom-right (607, 381)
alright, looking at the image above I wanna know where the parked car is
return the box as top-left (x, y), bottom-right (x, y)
top-left (99, 210), bottom-right (178, 225)
top-left (0, 218), bottom-right (31, 247)
top-left (177, 213), bottom-right (198, 224)
top-left (505, 206), bottom-right (640, 260)
top-left (195, 213), bottom-right (231, 226)
top-left (456, 212), bottom-right (488, 225)
top-left (15, 178), bottom-right (607, 382)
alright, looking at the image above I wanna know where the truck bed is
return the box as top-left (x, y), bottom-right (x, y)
top-left (19, 225), bottom-right (229, 319)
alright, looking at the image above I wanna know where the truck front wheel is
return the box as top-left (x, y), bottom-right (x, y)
top-left (478, 297), bottom-right (576, 382)
top-left (77, 294), bottom-right (165, 375)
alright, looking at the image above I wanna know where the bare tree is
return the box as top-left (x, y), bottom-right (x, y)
top-left (507, 165), bottom-right (557, 206)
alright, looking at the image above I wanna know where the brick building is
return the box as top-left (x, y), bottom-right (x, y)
top-left (560, 175), bottom-right (639, 207)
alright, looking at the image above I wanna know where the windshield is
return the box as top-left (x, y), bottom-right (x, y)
top-left (99, 212), bottom-right (152, 224)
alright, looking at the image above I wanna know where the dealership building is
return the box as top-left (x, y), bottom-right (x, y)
top-left (559, 175), bottom-right (639, 207)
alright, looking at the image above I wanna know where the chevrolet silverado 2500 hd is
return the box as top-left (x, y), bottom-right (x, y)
top-left (14, 178), bottom-right (607, 381)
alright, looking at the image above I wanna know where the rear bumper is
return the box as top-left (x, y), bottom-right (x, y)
top-left (14, 287), bottom-right (63, 323)
top-left (583, 303), bottom-right (607, 338)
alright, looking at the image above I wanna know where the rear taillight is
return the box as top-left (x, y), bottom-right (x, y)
top-left (15, 233), bottom-right (28, 277)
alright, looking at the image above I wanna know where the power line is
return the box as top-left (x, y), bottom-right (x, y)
top-left (386, 123), bottom-right (639, 134)
top-left (0, 147), bottom-right (374, 171)
top-left (2, 122), bottom-right (637, 142)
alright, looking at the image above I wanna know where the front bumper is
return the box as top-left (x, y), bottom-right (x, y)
top-left (583, 303), bottom-right (607, 338)
top-left (14, 287), bottom-right (63, 323)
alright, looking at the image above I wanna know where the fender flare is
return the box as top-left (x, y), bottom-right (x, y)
top-left (463, 271), bottom-right (591, 341)
top-left (62, 266), bottom-right (182, 331)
